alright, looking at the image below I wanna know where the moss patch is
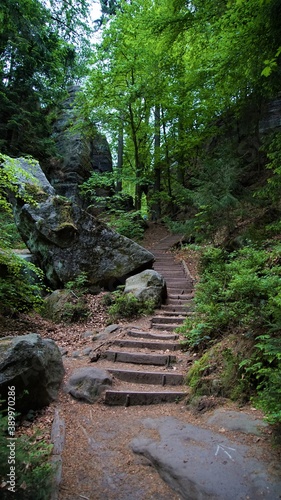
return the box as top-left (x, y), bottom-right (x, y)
top-left (185, 335), bottom-right (254, 402)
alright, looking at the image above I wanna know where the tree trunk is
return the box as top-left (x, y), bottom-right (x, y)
top-left (116, 114), bottom-right (124, 193)
top-left (151, 105), bottom-right (161, 220)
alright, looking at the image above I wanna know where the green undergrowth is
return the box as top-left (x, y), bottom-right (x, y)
top-left (103, 289), bottom-right (155, 322)
top-left (80, 173), bottom-right (145, 241)
top-left (0, 407), bottom-right (55, 499)
top-left (43, 273), bottom-right (91, 323)
top-left (103, 209), bottom-right (145, 241)
top-left (179, 242), bottom-right (281, 424)
top-left (186, 335), bottom-right (251, 402)
top-left (0, 251), bottom-right (45, 316)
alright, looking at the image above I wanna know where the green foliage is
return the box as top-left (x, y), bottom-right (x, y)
top-left (63, 273), bottom-right (90, 321)
top-left (163, 218), bottom-right (193, 236)
top-left (105, 210), bottom-right (145, 241)
top-left (61, 298), bottom-right (90, 323)
top-left (257, 132), bottom-right (281, 210)
top-left (0, 155), bottom-right (46, 315)
top-left (186, 341), bottom-right (246, 401)
top-left (240, 335), bottom-right (281, 424)
top-left (181, 149), bottom-right (242, 241)
top-left (0, 212), bottom-right (25, 249)
top-left (180, 242), bottom-right (281, 422)
top-left (105, 290), bottom-right (155, 322)
top-left (65, 272), bottom-right (89, 296)
top-left (0, 407), bottom-right (55, 499)
top-left (82, 0), bottom-right (281, 217)
top-left (80, 171), bottom-right (145, 240)
top-left (80, 171), bottom-right (115, 195)
top-left (0, 251), bottom-right (44, 315)
top-left (0, 0), bottom-right (91, 159)
top-left (0, 155), bottom-right (37, 216)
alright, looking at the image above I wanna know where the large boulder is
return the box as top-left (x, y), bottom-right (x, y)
top-left (7, 158), bottom-right (154, 288)
top-left (124, 269), bottom-right (167, 308)
top-left (66, 367), bottom-right (112, 403)
top-left (0, 334), bottom-right (64, 414)
top-left (46, 85), bottom-right (113, 203)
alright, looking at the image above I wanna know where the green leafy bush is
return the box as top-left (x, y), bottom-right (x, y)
top-left (0, 408), bottom-right (55, 499)
top-left (239, 335), bottom-right (281, 424)
top-left (80, 171), bottom-right (115, 196)
top-left (65, 272), bottom-right (89, 296)
top-left (0, 213), bottom-right (26, 249)
top-left (0, 251), bottom-right (44, 315)
top-left (80, 171), bottom-right (145, 241)
top-left (186, 343), bottom-right (244, 400)
top-left (0, 155), bottom-right (46, 315)
top-left (105, 290), bottom-right (155, 322)
top-left (180, 242), bottom-right (281, 423)
top-left (106, 210), bottom-right (145, 241)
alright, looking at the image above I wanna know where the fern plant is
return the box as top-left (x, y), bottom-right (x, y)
top-left (180, 242), bottom-right (281, 423)
top-left (0, 406), bottom-right (55, 499)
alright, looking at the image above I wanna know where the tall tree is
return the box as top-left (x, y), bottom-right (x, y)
top-left (82, 0), bottom-right (281, 215)
top-left (0, 0), bottom-right (91, 159)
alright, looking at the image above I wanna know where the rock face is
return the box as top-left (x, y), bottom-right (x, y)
top-left (124, 270), bottom-right (167, 308)
top-left (259, 95), bottom-right (281, 134)
top-left (8, 158), bottom-right (154, 288)
top-left (66, 367), bottom-right (112, 403)
top-left (0, 334), bottom-right (64, 414)
top-left (131, 416), bottom-right (281, 500)
top-left (47, 85), bottom-right (113, 203)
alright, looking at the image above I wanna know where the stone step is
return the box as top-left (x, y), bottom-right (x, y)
top-left (166, 280), bottom-right (193, 293)
top-left (104, 390), bottom-right (186, 406)
top-left (154, 271), bottom-right (185, 278)
top-left (160, 310), bottom-right (188, 316)
top-left (151, 316), bottom-right (185, 325)
top-left (167, 285), bottom-right (193, 291)
top-left (168, 294), bottom-right (194, 301)
top-left (152, 323), bottom-right (183, 332)
top-left (104, 350), bottom-right (177, 366)
top-left (154, 256), bottom-right (180, 259)
top-left (156, 265), bottom-right (182, 270)
top-left (167, 290), bottom-right (193, 297)
top-left (166, 281), bottom-right (190, 287)
top-left (155, 271), bottom-right (184, 276)
top-left (161, 304), bottom-right (193, 312)
top-left (108, 368), bottom-right (183, 385)
top-left (159, 310), bottom-right (189, 316)
top-left (154, 260), bottom-right (182, 265)
top-left (112, 339), bottom-right (181, 351)
top-left (127, 330), bottom-right (179, 340)
top-left (153, 257), bottom-right (179, 261)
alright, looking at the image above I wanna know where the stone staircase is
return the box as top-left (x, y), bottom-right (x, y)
top-left (100, 234), bottom-right (194, 406)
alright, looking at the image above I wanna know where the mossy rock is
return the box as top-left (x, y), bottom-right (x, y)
top-left (43, 289), bottom-right (90, 323)
top-left (185, 336), bottom-right (251, 401)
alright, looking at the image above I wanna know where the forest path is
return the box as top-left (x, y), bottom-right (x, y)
top-left (100, 231), bottom-right (193, 407)
top-left (54, 226), bottom-right (281, 500)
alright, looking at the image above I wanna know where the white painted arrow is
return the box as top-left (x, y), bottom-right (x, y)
top-left (215, 444), bottom-right (236, 461)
